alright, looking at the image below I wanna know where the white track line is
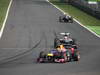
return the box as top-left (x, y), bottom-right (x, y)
top-left (0, 0), bottom-right (13, 38)
top-left (46, 0), bottom-right (100, 38)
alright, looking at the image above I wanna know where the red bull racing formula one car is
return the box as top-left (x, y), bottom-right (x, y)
top-left (37, 46), bottom-right (80, 63)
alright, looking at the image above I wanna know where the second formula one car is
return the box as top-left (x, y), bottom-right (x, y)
top-left (54, 32), bottom-right (77, 49)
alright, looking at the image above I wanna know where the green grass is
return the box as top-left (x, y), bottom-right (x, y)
top-left (50, 0), bottom-right (100, 35)
top-left (0, 0), bottom-right (10, 29)
top-left (87, 26), bottom-right (100, 35)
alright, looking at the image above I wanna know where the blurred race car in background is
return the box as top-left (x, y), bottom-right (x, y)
top-left (59, 14), bottom-right (73, 23)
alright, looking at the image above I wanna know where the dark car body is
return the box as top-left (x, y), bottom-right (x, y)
top-left (59, 15), bottom-right (73, 23)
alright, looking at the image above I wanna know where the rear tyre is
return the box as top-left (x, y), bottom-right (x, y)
top-left (74, 51), bottom-right (80, 61)
top-left (69, 19), bottom-right (73, 23)
top-left (59, 16), bottom-right (63, 22)
top-left (54, 38), bottom-right (60, 48)
top-left (67, 56), bottom-right (71, 62)
top-left (54, 39), bottom-right (57, 48)
top-left (69, 17), bottom-right (73, 23)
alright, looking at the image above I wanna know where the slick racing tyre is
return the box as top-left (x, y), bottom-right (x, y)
top-left (67, 56), bottom-right (71, 62)
top-left (54, 38), bottom-right (60, 48)
top-left (73, 51), bottom-right (80, 61)
top-left (69, 19), bottom-right (73, 23)
top-left (59, 16), bottom-right (63, 22)
top-left (66, 52), bottom-right (71, 62)
top-left (68, 17), bottom-right (73, 23)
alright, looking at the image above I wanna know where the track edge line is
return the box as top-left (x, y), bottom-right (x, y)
top-left (0, 0), bottom-right (13, 38)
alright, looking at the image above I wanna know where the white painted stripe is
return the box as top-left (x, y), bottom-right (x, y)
top-left (46, 0), bottom-right (100, 38)
top-left (0, 0), bottom-right (13, 38)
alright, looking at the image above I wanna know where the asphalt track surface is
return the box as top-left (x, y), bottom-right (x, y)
top-left (0, 0), bottom-right (100, 75)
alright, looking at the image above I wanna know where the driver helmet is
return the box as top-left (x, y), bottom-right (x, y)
top-left (68, 15), bottom-right (71, 18)
top-left (63, 13), bottom-right (67, 17)
top-left (64, 36), bottom-right (68, 40)
top-left (60, 45), bottom-right (64, 49)
top-left (64, 13), bottom-right (66, 15)
top-left (65, 32), bottom-right (70, 37)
